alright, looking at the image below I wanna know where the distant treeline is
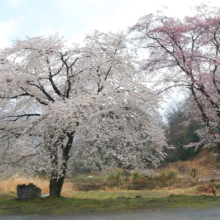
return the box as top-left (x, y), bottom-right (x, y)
top-left (162, 97), bottom-right (201, 165)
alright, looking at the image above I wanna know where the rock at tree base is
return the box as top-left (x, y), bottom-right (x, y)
top-left (17, 183), bottom-right (41, 200)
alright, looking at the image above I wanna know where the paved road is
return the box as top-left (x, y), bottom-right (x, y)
top-left (1, 207), bottom-right (220, 220)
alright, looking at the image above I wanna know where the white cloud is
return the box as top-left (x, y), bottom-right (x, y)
top-left (88, 0), bottom-right (110, 5)
top-left (54, 0), bottom-right (84, 13)
top-left (67, 32), bottom-right (84, 45)
top-left (36, 27), bottom-right (67, 38)
top-left (0, 22), bottom-right (16, 48)
top-left (37, 28), bottom-right (58, 37)
top-left (67, 28), bottom-right (92, 45)
top-left (85, 0), bottom-right (184, 33)
top-left (70, 0), bottom-right (220, 34)
top-left (7, 0), bottom-right (24, 8)
top-left (0, 17), bottom-right (24, 48)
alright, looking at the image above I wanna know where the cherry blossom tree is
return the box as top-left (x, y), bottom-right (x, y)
top-left (129, 4), bottom-right (220, 150)
top-left (0, 31), bottom-right (167, 197)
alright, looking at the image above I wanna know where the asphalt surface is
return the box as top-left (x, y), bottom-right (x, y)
top-left (1, 207), bottom-right (220, 220)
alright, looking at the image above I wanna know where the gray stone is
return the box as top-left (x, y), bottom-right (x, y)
top-left (17, 183), bottom-right (41, 200)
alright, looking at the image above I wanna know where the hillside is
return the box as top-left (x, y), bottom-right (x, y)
top-left (166, 148), bottom-right (220, 179)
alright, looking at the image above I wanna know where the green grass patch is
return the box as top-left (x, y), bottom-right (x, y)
top-left (1, 190), bottom-right (220, 215)
top-left (73, 190), bottom-right (169, 200)
top-left (0, 191), bottom-right (16, 199)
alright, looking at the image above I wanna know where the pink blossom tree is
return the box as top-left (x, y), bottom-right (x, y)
top-left (0, 31), bottom-right (167, 197)
top-left (129, 4), bottom-right (220, 150)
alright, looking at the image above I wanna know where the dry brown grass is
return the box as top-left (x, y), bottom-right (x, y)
top-left (166, 149), bottom-right (218, 178)
top-left (61, 181), bottom-right (78, 197)
top-left (0, 177), bottom-right (49, 194)
top-left (195, 183), bottom-right (217, 195)
top-left (0, 177), bottom-right (77, 196)
top-left (103, 186), bottom-right (122, 192)
top-left (162, 186), bottom-right (198, 195)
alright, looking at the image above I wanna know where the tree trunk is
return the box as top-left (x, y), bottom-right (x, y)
top-left (55, 160), bottom-right (67, 197)
top-left (49, 161), bottom-right (67, 198)
top-left (49, 178), bottom-right (58, 197)
top-left (49, 132), bottom-right (74, 197)
top-left (56, 176), bottom-right (65, 197)
top-left (49, 144), bottom-right (59, 197)
top-left (49, 173), bottom-right (66, 197)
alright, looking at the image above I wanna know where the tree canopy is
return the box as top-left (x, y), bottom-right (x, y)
top-left (129, 4), bottom-right (220, 150)
top-left (0, 31), bottom-right (167, 197)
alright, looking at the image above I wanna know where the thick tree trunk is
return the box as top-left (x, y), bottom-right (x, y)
top-left (49, 173), bottom-right (66, 197)
top-left (49, 162), bottom-right (67, 197)
top-left (49, 144), bottom-right (59, 197)
top-left (49, 178), bottom-right (58, 197)
top-left (56, 176), bottom-right (65, 197)
top-left (49, 132), bottom-right (74, 198)
top-left (49, 175), bottom-right (65, 198)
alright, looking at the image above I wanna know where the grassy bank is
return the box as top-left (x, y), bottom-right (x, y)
top-left (1, 162), bottom-right (220, 215)
top-left (1, 190), bottom-right (220, 215)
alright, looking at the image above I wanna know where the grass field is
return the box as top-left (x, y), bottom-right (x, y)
top-left (72, 187), bottom-right (198, 200)
top-left (0, 190), bottom-right (220, 215)
top-left (0, 179), bottom-right (219, 215)
top-left (0, 177), bottom-right (220, 215)
top-left (1, 154), bottom-right (220, 215)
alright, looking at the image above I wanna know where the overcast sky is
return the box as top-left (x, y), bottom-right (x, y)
top-left (1, 0), bottom-right (220, 115)
top-left (1, 0), bottom-right (220, 48)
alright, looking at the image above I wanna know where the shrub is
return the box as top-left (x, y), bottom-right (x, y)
top-left (159, 169), bottom-right (178, 180)
top-left (108, 168), bottom-right (122, 181)
top-left (167, 169), bottom-right (178, 180)
top-left (159, 170), bottom-right (167, 181)
top-left (132, 171), bottom-right (140, 182)
top-left (121, 170), bottom-right (131, 181)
